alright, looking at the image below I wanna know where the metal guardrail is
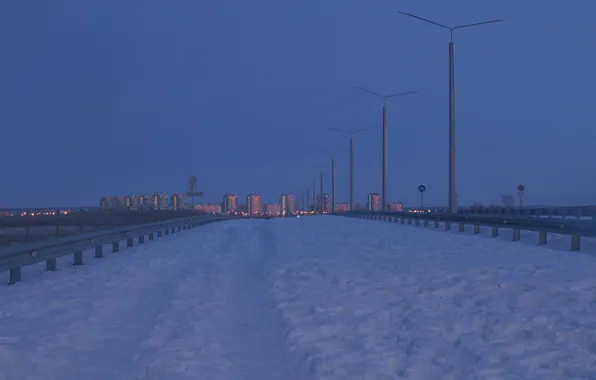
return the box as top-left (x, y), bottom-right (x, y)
top-left (404, 206), bottom-right (596, 218)
top-left (0, 209), bottom-right (210, 247)
top-left (338, 211), bottom-right (596, 251)
top-left (0, 214), bottom-right (231, 285)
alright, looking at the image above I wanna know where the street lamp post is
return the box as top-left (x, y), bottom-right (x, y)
top-left (398, 11), bottom-right (504, 213)
top-left (329, 127), bottom-right (374, 211)
top-left (316, 148), bottom-right (349, 213)
top-left (353, 86), bottom-right (417, 211)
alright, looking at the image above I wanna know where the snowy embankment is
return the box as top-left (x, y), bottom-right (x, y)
top-left (270, 216), bottom-right (596, 379)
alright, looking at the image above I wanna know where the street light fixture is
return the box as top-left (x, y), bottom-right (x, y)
top-left (316, 148), bottom-right (349, 213)
top-left (398, 10), bottom-right (504, 213)
top-left (328, 127), bottom-right (374, 211)
top-left (353, 86), bottom-right (417, 211)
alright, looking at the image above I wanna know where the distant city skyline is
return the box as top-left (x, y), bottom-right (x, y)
top-left (99, 189), bottom-right (412, 215)
top-left (1, 1), bottom-right (594, 208)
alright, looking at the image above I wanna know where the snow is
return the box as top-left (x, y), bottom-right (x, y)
top-left (271, 216), bottom-right (596, 379)
top-left (2, 215), bottom-right (596, 379)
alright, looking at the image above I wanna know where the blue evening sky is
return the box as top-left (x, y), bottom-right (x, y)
top-left (0, 0), bottom-right (594, 208)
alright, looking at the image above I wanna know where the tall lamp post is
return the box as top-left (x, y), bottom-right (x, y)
top-left (328, 127), bottom-right (374, 211)
top-left (398, 10), bottom-right (504, 213)
top-left (353, 86), bottom-right (417, 211)
top-left (316, 148), bottom-right (348, 213)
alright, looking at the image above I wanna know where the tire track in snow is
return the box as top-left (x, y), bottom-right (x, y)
top-left (132, 219), bottom-right (311, 380)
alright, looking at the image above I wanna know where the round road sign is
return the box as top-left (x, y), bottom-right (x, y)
top-left (517, 184), bottom-right (525, 192)
top-left (418, 185), bottom-right (426, 193)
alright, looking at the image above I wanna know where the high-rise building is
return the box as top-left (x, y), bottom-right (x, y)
top-left (287, 193), bottom-right (296, 215)
top-left (171, 193), bottom-right (188, 210)
top-left (138, 195), bottom-right (152, 209)
top-left (316, 193), bottom-right (332, 213)
top-left (222, 193), bottom-right (237, 214)
top-left (323, 193), bottom-right (332, 212)
top-left (100, 197), bottom-right (112, 209)
top-left (387, 202), bottom-right (404, 212)
top-left (151, 193), bottom-right (169, 210)
top-left (367, 193), bottom-right (381, 211)
top-left (280, 194), bottom-right (287, 216)
top-left (247, 193), bottom-right (261, 215)
top-left (265, 203), bottom-right (281, 216)
top-left (123, 196), bottom-right (137, 209)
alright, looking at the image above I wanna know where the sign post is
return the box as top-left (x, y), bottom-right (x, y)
top-left (418, 184), bottom-right (426, 209)
top-left (186, 175), bottom-right (204, 209)
top-left (517, 184), bottom-right (525, 207)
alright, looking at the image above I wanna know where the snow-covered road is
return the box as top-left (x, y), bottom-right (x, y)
top-left (0, 219), bottom-right (306, 380)
top-left (3, 215), bottom-right (596, 379)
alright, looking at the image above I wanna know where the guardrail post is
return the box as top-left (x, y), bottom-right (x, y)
top-left (149, 232), bottom-right (154, 241)
top-left (46, 258), bottom-right (57, 271)
top-left (112, 241), bottom-right (120, 252)
top-left (473, 224), bottom-right (480, 234)
top-left (73, 251), bottom-right (83, 266)
top-left (513, 229), bottom-right (520, 241)
top-left (538, 231), bottom-right (547, 245)
top-left (445, 222), bottom-right (451, 231)
top-left (138, 235), bottom-right (145, 244)
top-left (571, 235), bottom-right (580, 251)
top-left (458, 223), bottom-right (464, 232)
top-left (492, 227), bottom-right (499, 238)
top-left (424, 220), bottom-right (429, 227)
top-left (407, 219), bottom-right (412, 225)
top-left (95, 245), bottom-right (103, 258)
top-left (8, 267), bottom-right (21, 285)
top-left (127, 238), bottom-right (134, 248)
top-left (434, 220), bottom-right (439, 228)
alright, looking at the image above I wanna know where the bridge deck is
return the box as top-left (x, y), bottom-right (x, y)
top-left (2, 216), bottom-right (596, 378)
